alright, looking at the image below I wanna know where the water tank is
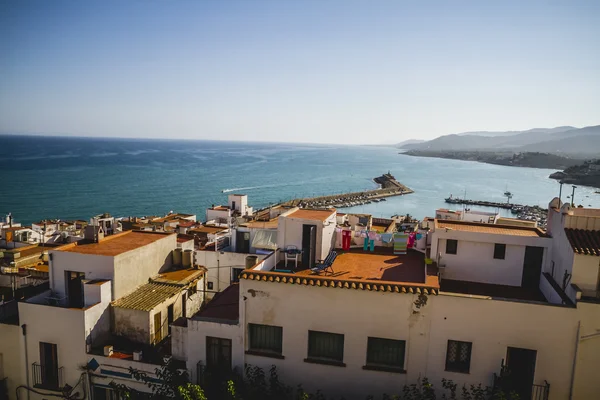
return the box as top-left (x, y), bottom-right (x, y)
top-left (173, 248), bottom-right (182, 266)
top-left (245, 255), bottom-right (259, 269)
top-left (183, 249), bottom-right (193, 268)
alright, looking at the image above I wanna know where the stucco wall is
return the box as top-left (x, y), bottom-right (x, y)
top-left (548, 208), bottom-right (576, 289)
top-left (428, 294), bottom-right (578, 400)
top-left (0, 322), bottom-right (24, 400)
top-left (572, 301), bottom-right (600, 399)
top-left (240, 279), bottom-right (428, 398)
top-left (18, 301), bottom-right (88, 399)
top-left (49, 251), bottom-right (114, 298)
top-left (186, 319), bottom-right (244, 384)
top-left (572, 254), bottom-right (600, 294)
top-left (113, 307), bottom-right (150, 343)
top-left (233, 277), bottom-right (599, 400)
top-left (195, 251), bottom-right (265, 293)
top-left (432, 230), bottom-right (550, 286)
top-left (277, 215), bottom-right (334, 265)
top-left (113, 234), bottom-right (176, 299)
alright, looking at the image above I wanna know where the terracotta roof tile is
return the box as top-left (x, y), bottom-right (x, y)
top-left (287, 209), bottom-right (336, 222)
top-left (564, 228), bottom-right (600, 256)
top-left (58, 231), bottom-right (173, 256)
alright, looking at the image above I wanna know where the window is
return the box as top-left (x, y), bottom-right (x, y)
top-left (93, 386), bottom-right (118, 400)
top-left (206, 337), bottom-right (232, 371)
top-left (494, 243), bottom-right (506, 260)
top-left (306, 330), bottom-right (345, 366)
top-left (248, 324), bottom-right (283, 357)
top-left (232, 268), bottom-right (244, 283)
top-left (445, 340), bottom-right (472, 373)
top-left (207, 281), bottom-right (214, 290)
top-left (36, 342), bottom-right (59, 389)
top-left (446, 239), bottom-right (458, 255)
top-left (365, 337), bottom-right (406, 372)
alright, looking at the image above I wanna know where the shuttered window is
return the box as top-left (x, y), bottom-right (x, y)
top-left (446, 239), bottom-right (458, 255)
top-left (366, 337), bottom-right (406, 370)
top-left (248, 324), bottom-right (283, 355)
top-left (307, 330), bottom-right (344, 362)
top-left (445, 340), bottom-right (472, 373)
top-left (494, 243), bottom-right (506, 260)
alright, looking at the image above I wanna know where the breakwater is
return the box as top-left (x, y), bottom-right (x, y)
top-left (445, 197), bottom-right (548, 228)
top-left (282, 173), bottom-right (413, 209)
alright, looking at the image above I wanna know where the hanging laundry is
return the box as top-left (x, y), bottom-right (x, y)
top-left (369, 239), bottom-right (375, 251)
top-left (416, 233), bottom-right (423, 240)
top-left (407, 233), bottom-right (416, 249)
top-left (368, 231), bottom-right (378, 240)
top-left (342, 230), bottom-right (352, 251)
top-left (363, 237), bottom-right (369, 251)
top-left (381, 233), bottom-right (393, 243)
top-left (393, 233), bottom-right (408, 254)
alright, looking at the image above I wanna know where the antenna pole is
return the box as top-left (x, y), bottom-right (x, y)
top-left (558, 181), bottom-right (564, 204)
top-left (571, 185), bottom-right (577, 207)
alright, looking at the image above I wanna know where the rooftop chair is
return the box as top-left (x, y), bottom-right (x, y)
top-left (310, 250), bottom-right (337, 275)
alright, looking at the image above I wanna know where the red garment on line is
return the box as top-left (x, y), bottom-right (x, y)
top-left (342, 230), bottom-right (351, 250)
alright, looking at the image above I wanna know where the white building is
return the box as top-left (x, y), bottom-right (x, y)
top-left (0, 229), bottom-right (205, 399)
top-left (206, 194), bottom-right (253, 224)
top-left (174, 202), bottom-right (600, 400)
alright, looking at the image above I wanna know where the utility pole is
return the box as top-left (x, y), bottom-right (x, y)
top-left (558, 181), bottom-right (564, 204)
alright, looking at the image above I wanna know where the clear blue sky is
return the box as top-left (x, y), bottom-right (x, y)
top-left (1, 0), bottom-right (598, 144)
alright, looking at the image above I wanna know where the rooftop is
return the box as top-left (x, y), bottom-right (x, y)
top-left (112, 282), bottom-right (181, 311)
top-left (440, 279), bottom-right (547, 302)
top-left (564, 228), bottom-right (600, 256)
top-left (209, 205), bottom-right (230, 211)
top-left (435, 220), bottom-right (546, 237)
top-left (241, 219), bottom-right (279, 229)
top-left (193, 283), bottom-right (239, 322)
top-left (151, 267), bottom-right (205, 286)
top-left (58, 231), bottom-right (172, 256)
top-left (188, 225), bottom-right (227, 235)
top-left (243, 249), bottom-right (439, 294)
top-left (287, 209), bottom-right (336, 222)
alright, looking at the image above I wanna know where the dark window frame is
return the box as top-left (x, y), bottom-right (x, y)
top-left (446, 239), bottom-right (458, 255)
top-left (493, 243), bottom-right (506, 260)
top-left (231, 268), bottom-right (244, 283)
top-left (247, 323), bottom-right (284, 359)
top-left (364, 337), bottom-right (406, 373)
top-left (305, 330), bottom-right (345, 367)
top-left (445, 340), bottom-right (472, 374)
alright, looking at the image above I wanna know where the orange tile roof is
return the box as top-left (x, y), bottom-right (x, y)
top-left (57, 231), bottom-right (173, 256)
top-left (287, 209), bottom-right (336, 222)
top-left (564, 228), bottom-right (600, 256)
top-left (242, 219), bottom-right (279, 229)
top-left (188, 225), bottom-right (227, 234)
top-left (152, 268), bottom-right (205, 285)
top-left (242, 250), bottom-right (439, 294)
top-left (435, 220), bottom-right (545, 237)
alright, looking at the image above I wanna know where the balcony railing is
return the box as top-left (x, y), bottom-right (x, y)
top-left (532, 381), bottom-right (550, 400)
top-left (32, 363), bottom-right (64, 391)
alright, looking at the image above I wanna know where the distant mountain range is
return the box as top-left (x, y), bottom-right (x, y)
top-left (398, 125), bottom-right (600, 156)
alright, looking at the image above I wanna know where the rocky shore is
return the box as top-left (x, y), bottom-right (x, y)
top-left (549, 160), bottom-right (600, 189)
top-left (403, 150), bottom-right (583, 170)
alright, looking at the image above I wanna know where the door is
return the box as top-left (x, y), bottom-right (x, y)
top-left (182, 293), bottom-right (187, 319)
top-left (167, 304), bottom-right (174, 334)
top-left (153, 312), bottom-right (162, 343)
top-left (236, 231), bottom-right (250, 253)
top-left (302, 224), bottom-right (317, 269)
top-left (66, 271), bottom-right (85, 308)
top-left (506, 347), bottom-right (537, 400)
top-left (39, 342), bottom-right (58, 389)
top-left (522, 247), bottom-right (544, 289)
top-left (206, 337), bottom-right (232, 374)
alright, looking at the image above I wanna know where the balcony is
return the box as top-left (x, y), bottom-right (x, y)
top-left (32, 363), bottom-right (64, 391)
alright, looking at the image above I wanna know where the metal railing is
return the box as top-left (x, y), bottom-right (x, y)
top-left (32, 363), bottom-right (64, 391)
top-left (532, 381), bottom-right (550, 400)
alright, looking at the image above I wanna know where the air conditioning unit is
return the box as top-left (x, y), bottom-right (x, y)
top-left (133, 351), bottom-right (143, 361)
top-left (103, 345), bottom-right (113, 357)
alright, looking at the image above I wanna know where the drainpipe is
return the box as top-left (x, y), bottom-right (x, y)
top-left (569, 320), bottom-right (581, 400)
top-left (21, 324), bottom-right (30, 400)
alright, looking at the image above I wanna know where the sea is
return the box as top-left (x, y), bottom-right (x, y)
top-left (1, 135), bottom-right (599, 226)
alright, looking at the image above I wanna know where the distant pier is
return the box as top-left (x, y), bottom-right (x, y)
top-left (445, 197), bottom-right (516, 210)
top-left (284, 173), bottom-right (413, 209)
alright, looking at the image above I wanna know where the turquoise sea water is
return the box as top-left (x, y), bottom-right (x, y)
top-left (1, 135), bottom-right (599, 225)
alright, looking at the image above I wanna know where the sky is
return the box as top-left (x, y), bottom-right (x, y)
top-left (0, 0), bottom-right (599, 144)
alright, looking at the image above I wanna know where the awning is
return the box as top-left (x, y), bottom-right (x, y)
top-left (251, 229), bottom-right (278, 250)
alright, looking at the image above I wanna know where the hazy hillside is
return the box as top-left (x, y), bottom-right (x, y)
top-left (400, 125), bottom-right (600, 155)
top-left (396, 139), bottom-right (425, 147)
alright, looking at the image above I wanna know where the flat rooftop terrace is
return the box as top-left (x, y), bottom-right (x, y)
top-left (435, 219), bottom-right (546, 237)
top-left (57, 231), bottom-right (172, 256)
top-left (440, 279), bottom-right (547, 302)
